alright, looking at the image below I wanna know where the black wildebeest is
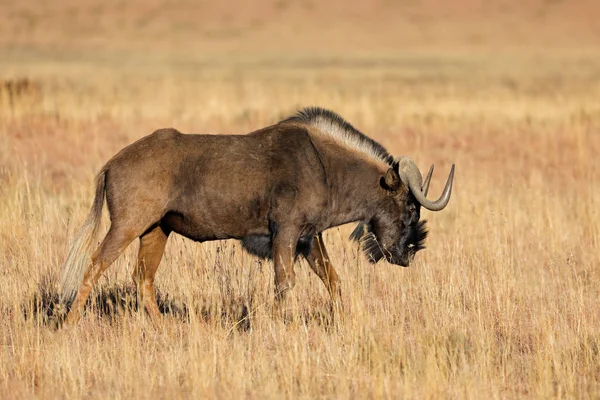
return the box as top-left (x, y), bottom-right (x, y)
top-left (60, 107), bottom-right (454, 326)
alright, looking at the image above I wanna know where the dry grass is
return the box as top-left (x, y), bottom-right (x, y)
top-left (1, 1), bottom-right (600, 398)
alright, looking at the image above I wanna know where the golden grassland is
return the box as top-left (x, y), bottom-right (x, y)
top-left (0, 52), bottom-right (598, 399)
top-left (1, 1), bottom-right (600, 396)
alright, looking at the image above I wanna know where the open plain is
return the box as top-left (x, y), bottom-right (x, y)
top-left (1, 0), bottom-right (599, 398)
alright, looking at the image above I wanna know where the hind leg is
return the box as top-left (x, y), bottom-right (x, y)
top-left (64, 226), bottom-right (138, 326)
top-left (133, 226), bottom-right (169, 323)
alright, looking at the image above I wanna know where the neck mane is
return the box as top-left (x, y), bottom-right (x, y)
top-left (281, 107), bottom-right (394, 169)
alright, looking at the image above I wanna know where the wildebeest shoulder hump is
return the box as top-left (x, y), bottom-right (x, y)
top-left (151, 128), bottom-right (181, 139)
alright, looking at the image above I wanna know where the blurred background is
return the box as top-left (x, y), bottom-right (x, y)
top-left (1, 0), bottom-right (599, 183)
top-left (2, 0), bottom-right (599, 55)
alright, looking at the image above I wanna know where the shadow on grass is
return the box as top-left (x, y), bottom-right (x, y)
top-left (22, 275), bottom-right (251, 331)
top-left (21, 275), bottom-right (338, 332)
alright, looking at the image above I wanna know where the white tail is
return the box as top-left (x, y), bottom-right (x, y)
top-left (60, 170), bottom-right (106, 303)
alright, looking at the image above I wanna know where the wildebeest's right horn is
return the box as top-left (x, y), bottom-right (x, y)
top-left (396, 157), bottom-right (454, 211)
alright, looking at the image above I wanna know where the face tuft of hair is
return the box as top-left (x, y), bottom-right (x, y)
top-left (410, 220), bottom-right (429, 253)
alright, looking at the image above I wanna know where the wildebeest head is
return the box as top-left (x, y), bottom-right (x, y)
top-left (351, 157), bottom-right (454, 267)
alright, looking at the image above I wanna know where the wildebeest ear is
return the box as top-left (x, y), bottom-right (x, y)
top-left (380, 168), bottom-right (401, 191)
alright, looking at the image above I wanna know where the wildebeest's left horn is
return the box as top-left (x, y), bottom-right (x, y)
top-left (422, 164), bottom-right (434, 196)
top-left (396, 157), bottom-right (454, 211)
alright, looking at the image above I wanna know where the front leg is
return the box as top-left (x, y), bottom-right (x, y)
top-left (305, 233), bottom-right (342, 312)
top-left (271, 228), bottom-right (299, 309)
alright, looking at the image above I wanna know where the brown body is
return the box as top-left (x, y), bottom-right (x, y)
top-left (60, 108), bottom-right (454, 325)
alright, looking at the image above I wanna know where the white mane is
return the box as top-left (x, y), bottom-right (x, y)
top-left (283, 107), bottom-right (394, 167)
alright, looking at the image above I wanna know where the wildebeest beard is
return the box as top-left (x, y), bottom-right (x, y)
top-left (350, 220), bottom-right (429, 263)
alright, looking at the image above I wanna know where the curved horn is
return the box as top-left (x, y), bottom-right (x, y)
top-left (396, 157), bottom-right (454, 211)
top-left (421, 164), bottom-right (434, 196)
